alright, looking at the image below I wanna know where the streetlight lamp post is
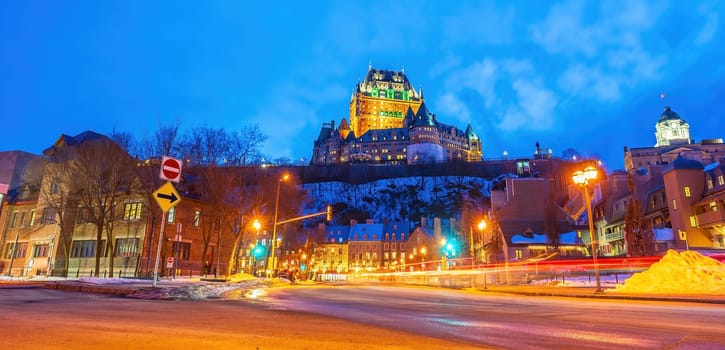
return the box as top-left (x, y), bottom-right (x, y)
top-left (267, 174), bottom-right (289, 277)
top-left (252, 219), bottom-right (261, 276)
top-left (572, 166), bottom-right (603, 293)
top-left (470, 220), bottom-right (487, 268)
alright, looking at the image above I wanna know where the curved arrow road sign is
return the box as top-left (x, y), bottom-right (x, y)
top-left (153, 181), bottom-right (181, 212)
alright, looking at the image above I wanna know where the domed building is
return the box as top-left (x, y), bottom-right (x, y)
top-left (655, 106), bottom-right (693, 147)
top-left (312, 65), bottom-right (482, 165)
top-left (625, 106), bottom-right (724, 172)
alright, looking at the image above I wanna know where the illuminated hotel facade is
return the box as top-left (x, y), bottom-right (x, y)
top-left (312, 65), bottom-right (483, 165)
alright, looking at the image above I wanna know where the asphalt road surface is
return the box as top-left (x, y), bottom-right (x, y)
top-left (3, 284), bottom-right (725, 349)
top-left (0, 286), bottom-right (483, 350)
top-left (259, 283), bottom-right (725, 349)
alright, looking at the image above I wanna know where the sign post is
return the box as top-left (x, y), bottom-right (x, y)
top-left (159, 156), bottom-right (183, 183)
top-left (152, 157), bottom-right (183, 288)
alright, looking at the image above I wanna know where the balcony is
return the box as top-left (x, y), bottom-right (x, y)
top-left (696, 210), bottom-right (725, 228)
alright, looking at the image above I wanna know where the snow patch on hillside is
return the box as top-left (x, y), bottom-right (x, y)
top-left (615, 250), bottom-right (725, 294)
top-left (303, 176), bottom-right (491, 222)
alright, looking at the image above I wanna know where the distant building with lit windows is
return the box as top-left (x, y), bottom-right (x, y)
top-left (625, 106), bottom-right (725, 173)
top-left (312, 65), bottom-right (483, 165)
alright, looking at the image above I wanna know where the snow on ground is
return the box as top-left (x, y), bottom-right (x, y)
top-left (530, 274), bottom-right (632, 288)
top-left (615, 250), bottom-right (725, 294)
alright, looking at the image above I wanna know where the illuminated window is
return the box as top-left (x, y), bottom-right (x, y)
top-left (684, 186), bottom-right (691, 197)
top-left (672, 199), bottom-right (677, 210)
top-left (710, 202), bottom-right (718, 212)
top-left (115, 238), bottom-right (139, 257)
top-left (193, 210), bottom-right (201, 227)
top-left (719, 175), bottom-right (724, 185)
top-left (167, 207), bottom-right (176, 223)
top-left (515, 249), bottom-right (523, 259)
top-left (708, 179), bottom-right (713, 190)
top-left (10, 212), bottom-right (17, 228)
top-left (29, 210), bottom-right (35, 226)
top-left (123, 202), bottom-right (143, 221)
top-left (689, 215), bottom-right (697, 227)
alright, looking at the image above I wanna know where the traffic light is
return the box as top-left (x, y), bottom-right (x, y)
top-left (326, 204), bottom-right (332, 222)
top-left (253, 245), bottom-right (265, 258)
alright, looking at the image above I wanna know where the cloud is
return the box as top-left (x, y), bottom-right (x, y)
top-left (436, 93), bottom-right (470, 123)
top-left (446, 59), bottom-right (499, 107)
top-left (694, 10), bottom-right (719, 46)
top-left (441, 3), bottom-right (516, 46)
top-left (498, 79), bottom-right (558, 131)
top-left (559, 65), bottom-right (621, 101)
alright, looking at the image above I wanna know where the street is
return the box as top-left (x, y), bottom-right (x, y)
top-left (0, 286), bottom-right (482, 350)
top-left (2, 284), bottom-right (725, 349)
top-left (261, 283), bottom-right (725, 349)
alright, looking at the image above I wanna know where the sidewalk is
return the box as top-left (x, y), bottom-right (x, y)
top-left (24, 278), bottom-right (725, 304)
top-left (478, 285), bottom-right (725, 304)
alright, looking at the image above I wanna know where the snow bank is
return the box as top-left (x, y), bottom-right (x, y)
top-left (615, 250), bottom-right (725, 294)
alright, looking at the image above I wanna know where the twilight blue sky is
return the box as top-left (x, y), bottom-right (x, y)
top-left (1, 1), bottom-right (724, 170)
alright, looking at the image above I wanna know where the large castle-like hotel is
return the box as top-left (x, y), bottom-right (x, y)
top-left (312, 65), bottom-right (482, 165)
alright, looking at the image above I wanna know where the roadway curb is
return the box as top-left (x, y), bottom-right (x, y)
top-left (43, 282), bottom-right (136, 296)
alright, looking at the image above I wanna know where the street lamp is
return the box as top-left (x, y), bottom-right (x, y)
top-left (268, 174), bottom-right (289, 277)
top-left (572, 166), bottom-right (603, 293)
top-left (251, 219), bottom-right (261, 275)
top-left (470, 220), bottom-right (487, 268)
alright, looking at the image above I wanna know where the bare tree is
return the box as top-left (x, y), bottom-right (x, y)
top-left (624, 175), bottom-right (655, 256)
top-left (49, 135), bottom-right (137, 277)
top-left (23, 157), bottom-right (78, 277)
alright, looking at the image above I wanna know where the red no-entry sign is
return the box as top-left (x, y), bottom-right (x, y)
top-left (159, 156), bottom-right (183, 183)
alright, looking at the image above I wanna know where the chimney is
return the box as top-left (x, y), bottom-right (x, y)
top-left (350, 219), bottom-right (358, 226)
top-left (421, 217), bottom-right (427, 228)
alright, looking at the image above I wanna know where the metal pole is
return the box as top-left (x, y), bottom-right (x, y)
top-left (174, 223), bottom-right (181, 279)
top-left (268, 179), bottom-right (283, 277)
top-left (152, 212), bottom-right (166, 288)
top-left (215, 218), bottom-right (221, 278)
top-left (469, 226), bottom-right (475, 269)
top-left (584, 184), bottom-right (603, 293)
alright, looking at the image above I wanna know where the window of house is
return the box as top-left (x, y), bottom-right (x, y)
top-left (5, 242), bottom-right (28, 258)
top-left (193, 210), bottom-right (201, 227)
top-left (719, 175), bottom-right (725, 186)
top-left (19, 212), bottom-right (26, 227)
top-left (515, 249), bottom-right (523, 259)
top-left (709, 201), bottom-right (718, 212)
top-left (123, 202), bottom-right (143, 221)
top-left (172, 241), bottom-right (191, 260)
top-left (51, 182), bottom-right (60, 194)
top-left (10, 212), bottom-right (17, 228)
top-left (33, 244), bottom-right (49, 257)
top-left (71, 240), bottom-right (103, 258)
top-left (76, 207), bottom-right (93, 224)
top-left (672, 199), bottom-right (677, 210)
top-left (689, 215), bottom-right (697, 227)
top-left (43, 208), bottom-right (56, 224)
top-left (115, 238), bottom-right (139, 257)
top-left (707, 179), bottom-right (714, 190)
top-left (167, 207), bottom-right (176, 223)
top-left (684, 186), bottom-right (691, 198)
top-left (29, 210), bottom-right (35, 226)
